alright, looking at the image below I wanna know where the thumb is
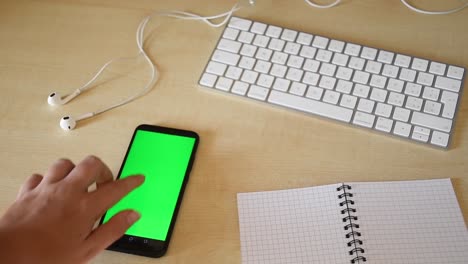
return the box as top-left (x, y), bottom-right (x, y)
top-left (84, 210), bottom-right (140, 259)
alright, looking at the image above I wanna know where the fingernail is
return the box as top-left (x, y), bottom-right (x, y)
top-left (127, 211), bottom-right (141, 224)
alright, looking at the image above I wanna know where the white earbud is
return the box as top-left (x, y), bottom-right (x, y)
top-left (59, 113), bottom-right (95, 131)
top-left (47, 90), bottom-right (81, 106)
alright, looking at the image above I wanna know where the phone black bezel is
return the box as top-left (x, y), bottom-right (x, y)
top-left (98, 124), bottom-right (199, 258)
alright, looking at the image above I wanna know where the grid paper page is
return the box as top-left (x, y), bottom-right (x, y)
top-left (352, 178), bottom-right (468, 263)
top-left (237, 184), bottom-right (349, 264)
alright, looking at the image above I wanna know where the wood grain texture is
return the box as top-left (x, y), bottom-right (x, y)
top-left (0, 0), bottom-right (467, 263)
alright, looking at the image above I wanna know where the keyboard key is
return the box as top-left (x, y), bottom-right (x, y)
top-left (312, 36), bottom-right (329, 49)
top-left (303, 59), bottom-right (320, 72)
top-left (399, 68), bottom-right (416, 82)
top-left (370, 88), bottom-right (387, 102)
top-left (218, 39), bottom-right (242, 53)
top-left (422, 87), bottom-right (440, 101)
top-left (281, 29), bottom-right (297, 41)
top-left (286, 68), bottom-right (304, 82)
top-left (257, 74), bottom-right (274, 88)
top-left (328, 40), bottom-right (345, 52)
top-left (253, 35), bottom-right (270, 48)
top-left (375, 117), bottom-right (394, 133)
top-left (268, 90), bottom-right (353, 122)
top-left (353, 111), bottom-right (375, 128)
top-left (266, 25), bottom-right (282, 38)
top-left (382, 64), bottom-right (399, 78)
top-left (447, 65), bottom-right (464, 80)
top-left (375, 103), bottom-right (393, 118)
top-left (336, 80), bottom-right (353, 94)
top-left (306, 86), bottom-right (324, 100)
top-left (387, 92), bottom-right (405, 107)
top-left (332, 53), bottom-right (349, 66)
top-left (411, 58), bottom-right (428, 71)
top-left (254, 61), bottom-right (272, 74)
top-left (361, 47), bottom-right (378, 60)
top-left (353, 84), bottom-right (370, 98)
top-left (287, 55), bottom-right (305, 68)
top-left (431, 131), bottom-right (450, 147)
top-left (273, 78), bottom-right (290, 92)
top-left (411, 112), bottom-right (452, 133)
top-left (270, 64), bottom-right (287, 78)
top-left (416, 72), bottom-right (434, 86)
top-left (284, 42), bottom-right (301, 55)
top-left (319, 76), bottom-right (336, 90)
top-left (232, 81), bottom-right (249, 95)
top-left (357, 98), bottom-right (375, 113)
top-left (434, 76), bottom-right (462, 92)
top-left (297, 32), bottom-right (313, 45)
top-left (248, 85), bottom-right (269, 101)
top-left (240, 44), bottom-right (257, 57)
top-left (404, 83), bottom-right (422, 97)
top-left (344, 43), bottom-right (361, 56)
top-left (212, 50), bottom-right (240, 66)
top-left (255, 48), bottom-right (272, 61)
top-left (393, 121), bottom-right (411, 137)
top-left (377, 51), bottom-right (394, 64)
top-left (349, 57), bottom-right (365, 70)
top-left (424, 101), bottom-right (441, 115)
top-left (340, 94), bottom-right (357, 109)
top-left (303, 72), bottom-right (320, 86)
top-left (393, 107), bottom-right (411, 122)
top-left (239, 56), bottom-right (255, 70)
top-left (300, 46), bottom-right (317, 59)
top-left (353, 71), bottom-right (370, 84)
top-left (272, 51), bottom-right (288, 65)
top-left (229, 17), bottom-right (251, 30)
top-left (387, 78), bottom-right (404, 93)
top-left (226, 66), bottom-right (243, 80)
top-left (412, 126), bottom-right (430, 143)
top-left (429, 62), bottom-right (446, 75)
top-left (241, 70), bottom-right (258, 84)
top-left (290, 82), bottom-right (307, 96)
top-left (440, 91), bottom-right (458, 119)
top-left (206, 61), bottom-right (227, 75)
top-left (215, 77), bottom-right (233, 91)
top-left (405, 96), bottom-right (423, 111)
top-left (200, 73), bottom-right (217, 87)
top-left (336, 67), bottom-right (353, 80)
top-left (223, 28), bottom-right (239, 40)
top-left (365, 61), bottom-right (382, 74)
top-left (238, 31), bottom-right (254, 44)
top-left (394, 54), bottom-right (411, 68)
top-left (269, 38), bottom-right (285, 51)
top-left (251, 22), bottom-right (267, 34)
top-left (316, 49), bottom-right (333, 62)
top-left (323, 90), bottom-right (340, 105)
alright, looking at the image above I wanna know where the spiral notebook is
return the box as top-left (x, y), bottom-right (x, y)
top-left (237, 178), bottom-right (468, 264)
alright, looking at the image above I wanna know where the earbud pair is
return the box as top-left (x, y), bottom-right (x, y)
top-left (48, 90), bottom-right (95, 131)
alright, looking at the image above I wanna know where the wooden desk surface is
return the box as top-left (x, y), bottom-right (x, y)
top-left (1, 0), bottom-right (467, 263)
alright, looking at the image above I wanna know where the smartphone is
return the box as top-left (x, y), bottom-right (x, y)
top-left (99, 124), bottom-right (199, 258)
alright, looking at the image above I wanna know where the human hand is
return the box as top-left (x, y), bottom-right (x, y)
top-left (0, 156), bottom-right (144, 264)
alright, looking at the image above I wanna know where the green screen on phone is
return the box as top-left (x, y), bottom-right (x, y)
top-left (102, 130), bottom-right (196, 241)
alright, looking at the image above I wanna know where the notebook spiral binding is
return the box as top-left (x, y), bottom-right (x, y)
top-left (337, 184), bottom-right (367, 263)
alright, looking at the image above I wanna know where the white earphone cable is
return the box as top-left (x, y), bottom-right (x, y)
top-left (84, 3), bottom-right (241, 117)
top-left (303, 0), bottom-right (467, 14)
top-left (304, 0), bottom-right (341, 9)
top-left (400, 0), bottom-right (468, 15)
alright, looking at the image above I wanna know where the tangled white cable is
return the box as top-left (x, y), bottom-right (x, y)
top-left (51, 3), bottom-right (245, 130)
top-left (304, 0), bottom-right (468, 14)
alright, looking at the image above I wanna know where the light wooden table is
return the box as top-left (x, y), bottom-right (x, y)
top-left (1, 0), bottom-right (467, 263)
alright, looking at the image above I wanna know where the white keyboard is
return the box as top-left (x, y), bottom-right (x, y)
top-left (199, 17), bottom-right (465, 149)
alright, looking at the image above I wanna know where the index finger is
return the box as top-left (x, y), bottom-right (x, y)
top-left (87, 175), bottom-right (145, 218)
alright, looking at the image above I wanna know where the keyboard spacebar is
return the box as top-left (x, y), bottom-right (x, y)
top-left (268, 90), bottom-right (353, 122)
